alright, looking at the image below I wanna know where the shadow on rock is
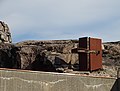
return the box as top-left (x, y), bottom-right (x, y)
top-left (31, 53), bottom-right (56, 72)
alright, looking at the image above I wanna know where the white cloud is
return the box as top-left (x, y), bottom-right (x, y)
top-left (0, 0), bottom-right (120, 42)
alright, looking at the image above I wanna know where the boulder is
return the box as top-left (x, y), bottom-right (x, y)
top-left (0, 21), bottom-right (12, 43)
top-left (103, 42), bottom-right (120, 66)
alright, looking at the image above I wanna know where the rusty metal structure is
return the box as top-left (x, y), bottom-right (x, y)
top-left (78, 37), bottom-right (102, 71)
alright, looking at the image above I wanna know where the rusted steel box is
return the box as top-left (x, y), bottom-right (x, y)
top-left (78, 37), bottom-right (102, 71)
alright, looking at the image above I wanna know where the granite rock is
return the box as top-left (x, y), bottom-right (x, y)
top-left (0, 21), bottom-right (12, 43)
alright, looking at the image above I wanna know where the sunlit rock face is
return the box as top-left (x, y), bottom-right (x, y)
top-left (0, 21), bottom-right (12, 43)
top-left (103, 41), bottom-right (120, 66)
top-left (15, 40), bottom-right (79, 72)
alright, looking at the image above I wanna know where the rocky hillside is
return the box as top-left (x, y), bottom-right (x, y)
top-left (103, 41), bottom-right (120, 66)
top-left (0, 39), bottom-right (120, 77)
top-left (15, 40), bottom-right (79, 72)
top-left (0, 40), bottom-right (79, 71)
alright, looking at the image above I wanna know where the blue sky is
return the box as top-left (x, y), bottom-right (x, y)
top-left (0, 0), bottom-right (120, 42)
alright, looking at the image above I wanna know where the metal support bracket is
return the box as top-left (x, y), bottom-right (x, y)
top-left (77, 49), bottom-right (100, 55)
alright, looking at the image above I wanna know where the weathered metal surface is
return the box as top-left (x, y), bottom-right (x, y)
top-left (79, 37), bottom-right (88, 71)
top-left (89, 38), bottom-right (102, 71)
top-left (78, 49), bottom-right (100, 54)
top-left (79, 37), bottom-right (102, 71)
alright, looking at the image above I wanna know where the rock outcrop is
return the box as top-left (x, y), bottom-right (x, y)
top-left (0, 43), bottom-right (20, 68)
top-left (0, 39), bottom-right (79, 72)
top-left (16, 40), bottom-right (79, 72)
top-left (103, 41), bottom-right (120, 66)
top-left (0, 21), bottom-right (14, 69)
top-left (0, 38), bottom-right (120, 77)
top-left (0, 21), bottom-right (12, 43)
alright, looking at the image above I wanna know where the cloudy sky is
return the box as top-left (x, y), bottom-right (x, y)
top-left (0, 0), bottom-right (120, 42)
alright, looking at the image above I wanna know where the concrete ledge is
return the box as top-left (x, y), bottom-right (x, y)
top-left (0, 69), bottom-right (119, 91)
